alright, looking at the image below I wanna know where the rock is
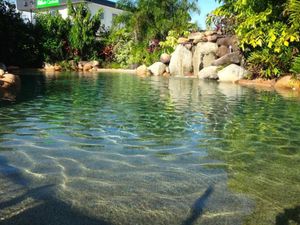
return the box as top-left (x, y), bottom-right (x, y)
top-left (162, 72), bottom-right (170, 77)
top-left (198, 66), bottom-right (219, 79)
top-left (148, 62), bottom-right (166, 76)
top-left (169, 45), bottom-right (193, 77)
top-left (203, 53), bottom-right (216, 68)
top-left (205, 30), bottom-right (217, 36)
top-left (136, 65), bottom-right (150, 77)
top-left (54, 64), bottom-right (62, 71)
top-left (44, 63), bottom-right (55, 71)
top-left (91, 60), bottom-right (100, 67)
top-left (212, 52), bottom-right (242, 66)
top-left (160, 53), bottom-right (171, 64)
top-left (198, 42), bottom-right (218, 55)
top-left (78, 61), bottom-right (89, 70)
top-left (0, 69), bottom-right (4, 76)
top-left (217, 36), bottom-right (239, 52)
top-left (0, 73), bottom-right (21, 91)
top-left (177, 37), bottom-right (189, 44)
top-left (193, 42), bottom-right (217, 75)
top-left (166, 66), bottom-right (170, 73)
top-left (275, 75), bottom-right (300, 90)
top-left (206, 34), bottom-right (218, 42)
top-left (83, 63), bottom-right (93, 71)
top-left (188, 32), bottom-right (205, 40)
top-left (184, 43), bottom-right (193, 50)
top-left (217, 45), bottom-right (229, 58)
top-left (238, 79), bottom-right (276, 89)
top-left (218, 64), bottom-right (250, 82)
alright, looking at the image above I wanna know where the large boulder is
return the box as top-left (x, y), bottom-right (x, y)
top-left (169, 45), bottom-right (193, 77)
top-left (206, 34), bottom-right (218, 42)
top-left (212, 52), bottom-right (242, 66)
top-left (218, 64), bottom-right (250, 82)
top-left (44, 63), bottom-right (55, 71)
top-left (198, 66), bottom-right (219, 79)
top-left (148, 62), bottom-right (166, 76)
top-left (136, 65), bottom-right (150, 77)
top-left (217, 35), bottom-right (239, 52)
top-left (0, 69), bottom-right (4, 76)
top-left (203, 53), bottom-right (216, 68)
top-left (193, 42), bottom-right (218, 75)
top-left (217, 45), bottom-right (229, 58)
top-left (198, 42), bottom-right (218, 55)
top-left (78, 61), bottom-right (89, 70)
top-left (275, 75), bottom-right (300, 90)
top-left (188, 32), bottom-right (205, 44)
top-left (0, 73), bottom-right (21, 91)
top-left (83, 63), bottom-right (93, 71)
top-left (160, 53), bottom-right (171, 64)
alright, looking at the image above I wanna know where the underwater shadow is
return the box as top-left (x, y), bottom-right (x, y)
top-left (276, 205), bottom-right (300, 225)
top-left (182, 185), bottom-right (214, 225)
top-left (0, 155), bottom-right (112, 225)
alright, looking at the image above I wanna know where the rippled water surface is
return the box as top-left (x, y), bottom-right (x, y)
top-left (0, 72), bottom-right (299, 225)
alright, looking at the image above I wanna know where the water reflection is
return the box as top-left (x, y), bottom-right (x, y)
top-left (0, 73), bottom-right (299, 225)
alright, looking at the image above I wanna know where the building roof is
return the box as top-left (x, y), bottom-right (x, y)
top-left (88, 0), bottom-right (116, 8)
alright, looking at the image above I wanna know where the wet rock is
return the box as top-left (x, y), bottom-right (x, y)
top-left (218, 64), bottom-right (250, 82)
top-left (91, 60), bottom-right (100, 67)
top-left (83, 63), bottom-right (93, 71)
top-left (136, 65), bottom-right (150, 77)
top-left (0, 69), bottom-right (4, 76)
top-left (148, 62), bottom-right (166, 76)
top-left (54, 64), bottom-right (62, 71)
top-left (160, 53), bottom-right (171, 64)
top-left (193, 42), bottom-right (218, 75)
top-left (212, 52), bottom-right (242, 66)
top-left (217, 45), bottom-right (229, 58)
top-left (203, 53), bottom-right (216, 68)
top-left (78, 61), bottom-right (89, 70)
top-left (169, 45), bottom-right (192, 77)
top-left (0, 73), bottom-right (21, 91)
top-left (44, 63), bottom-right (55, 71)
top-left (198, 66), bottom-right (219, 79)
top-left (275, 75), bottom-right (300, 90)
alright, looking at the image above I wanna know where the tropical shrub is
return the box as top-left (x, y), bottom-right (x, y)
top-left (208, 0), bottom-right (300, 78)
top-left (0, 0), bottom-right (40, 67)
top-left (35, 12), bottom-right (71, 63)
top-left (107, 0), bottom-right (199, 68)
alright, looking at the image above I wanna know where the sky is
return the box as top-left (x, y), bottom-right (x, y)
top-left (192, 0), bottom-right (221, 29)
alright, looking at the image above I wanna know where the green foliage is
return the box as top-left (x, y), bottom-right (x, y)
top-left (291, 55), bottom-right (300, 74)
top-left (115, 0), bottom-right (199, 42)
top-left (208, 0), bottom-right (300, 78)
top-left (35, 11), bottom-right (71, 63)
top-left (159, 30), bottom-right (190, 54)
top-left (0, 0), bottom-right (40, 67)
top-left (67, 2), bottom-right (103, 60)
top-left (107, 0), bottom-right (199, 68)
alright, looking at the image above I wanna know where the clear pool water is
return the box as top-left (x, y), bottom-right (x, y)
top-left (0, 72), bottom-right (299, 225)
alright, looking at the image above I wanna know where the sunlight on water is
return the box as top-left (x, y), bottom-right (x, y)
top-left (0, 72), bottom-right (299, 225)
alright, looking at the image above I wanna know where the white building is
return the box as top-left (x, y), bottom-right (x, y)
top-left (16, 0), bottom-right (124, 28)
